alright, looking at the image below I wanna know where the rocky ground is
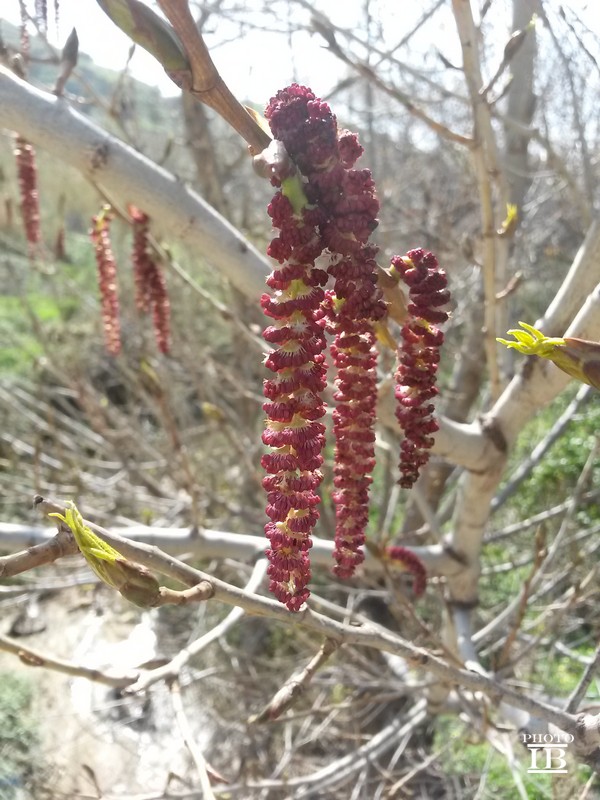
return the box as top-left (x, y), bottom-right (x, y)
top-left (0, 574), bottom-right (211, 799)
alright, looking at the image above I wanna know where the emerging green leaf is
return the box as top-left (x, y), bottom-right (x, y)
top-left (498, 322), bottom-right (600, 390)
top-left (50, 502), bottom-right (161, 607)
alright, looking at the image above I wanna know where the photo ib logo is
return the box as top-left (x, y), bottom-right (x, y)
top-left (520, 732), bottom-right (573, 774)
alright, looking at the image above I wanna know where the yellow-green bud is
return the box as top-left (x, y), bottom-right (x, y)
top-left (50, 502), bottom-right (161, 607)
top-left (497, 322), bottom-right (600, 390)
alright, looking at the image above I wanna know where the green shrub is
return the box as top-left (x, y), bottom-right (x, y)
top-left (0, 672), bottom-right (41, 799)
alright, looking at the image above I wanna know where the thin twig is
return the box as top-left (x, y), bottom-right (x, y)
top-left (541, 5), bottom-right (595, 208)
top-left (387, 729), bottom-right (462, 797)
top-left (495, 525), bottom-right (546, 669)
top-left (475, 439), bottom-right (600, 647)
top-left (487, 489), bottom-right (600, 542)
top-left (291, 701), bottom-right (428, 798)
top-left (565, 642), bottom-right (600, 714)
top-left (493, 383), bottom-right (593, 511)
top-left (250, 638), bottom-right (339, 723)
top-left (169, 679), bottom-right (218, 798)
top-left (126, 560), bottom-right (267, 693)
top-left (0, 633), bottom-right (137, 688)
top-left (26, 497), bottom-right (600, 753)
top-left (156, 0), bottom-right (271, 153)
top-left (309, 9), bottom-right (471, 147)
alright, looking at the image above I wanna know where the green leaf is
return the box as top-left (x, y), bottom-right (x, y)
top-left (50, 502), bottom-right (161, 606)
top-left (498, 322), bottom-right (600, 390)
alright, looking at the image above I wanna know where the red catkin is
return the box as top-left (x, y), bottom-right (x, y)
top-left (384, 546), bottom-right (427, 597)
top-left (260, 240), bottom-right (328, 610)
top-left (264, 84), bottom-right (387, 587)
top-left (260, 127), bottom-right (329, 608)
top-left (262, 85), bottom-right (449, 606)
top-left (14, 135), bottom-right (41, 251)
top-left (90, 207), bottom-right (121, 356)
top-left (130, 206), bottom-right (171, 354)
top-left (391, 249), bottom-right (449, 488)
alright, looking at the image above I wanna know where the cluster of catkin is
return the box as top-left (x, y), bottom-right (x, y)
top-left (259, 85), bottom-right (449, 611)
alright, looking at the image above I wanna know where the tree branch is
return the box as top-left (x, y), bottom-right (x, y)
top-left (0, 66), bottom-right (270, 301)
top-left (0, 516), bottom-right (463, 581)
top-left (0, 633), bottom-right (137, 688)
top-left (451, 0), bottom-right (512, 399)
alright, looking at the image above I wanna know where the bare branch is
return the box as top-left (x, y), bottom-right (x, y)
top-left (566, 643), bottom-right (600, 714)
top-left (0, 66), bottom-right (270, 301)
top-left (127, 559), bottom-right (267, 693)
top-left (170, 679), bottom-right (220, 797)
top-left (0, 633), bottom-right (137, 688)
top-left (308, 9), bottom-right (472, 148)
top-left (0, 517), bottom-right (463, 581)
top-left (21, 497), bottom-right (595, 746)
top-left (250, 637), bottom-right (339, 723)
top-left (156, 0), bottom-right (271, 153)
top-left (451, 0), bottom-right (511, 399)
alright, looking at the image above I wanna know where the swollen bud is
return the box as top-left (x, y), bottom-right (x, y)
top-left (54, 28), bottom-right (79, 96)
top-left (107, 557), bottom-right (162, 607)
top-left (253, 140), bottom-right (295, 183)
top-left (49, 502), bottom-right (161, 607)
top-left (554, 338), bottom-right (600, 390)
top-left (96, 0), bottom-right (190, 77)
